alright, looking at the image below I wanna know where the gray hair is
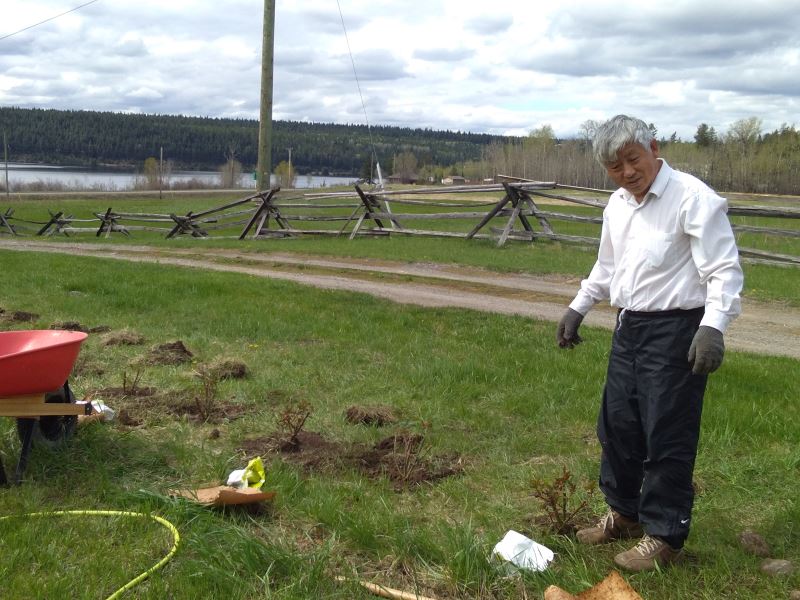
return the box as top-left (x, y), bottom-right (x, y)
top-left (593, 115), bottom-right (654, 165)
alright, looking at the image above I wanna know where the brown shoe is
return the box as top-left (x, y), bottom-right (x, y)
top-left (614, 534), bottom-right (685, 572)
top-left (576, 510), bottom-right (643, 545)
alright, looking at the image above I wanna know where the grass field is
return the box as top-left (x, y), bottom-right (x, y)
top-left (3, 189), bottom-right (800, 306)
top-left (0, 192), bottom-right (798, 598)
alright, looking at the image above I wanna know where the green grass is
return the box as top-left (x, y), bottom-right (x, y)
top-left (4, 192), bottom-right (800, 307)
top-left (0, 249), bottom-right (797, 599)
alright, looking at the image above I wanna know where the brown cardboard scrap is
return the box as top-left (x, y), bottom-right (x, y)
top-left (578, 570), bottom-right (642, 600)
top-left (544, 571), bottom-right (643, 600)
top-left (78, 412), bottom-right (105, 426)
top-left (544, 586), bottom-right (578, 600)
top-left (171, 485), bottom-right (276, 506)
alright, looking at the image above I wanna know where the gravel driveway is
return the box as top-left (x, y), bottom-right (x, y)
top-left (1, 240), bottom-right (797, 360)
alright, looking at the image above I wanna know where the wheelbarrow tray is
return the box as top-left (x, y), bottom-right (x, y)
top-left (0, 330), bottom-right (91, 485)
top-left (0, 330), bottom-right (88, 397)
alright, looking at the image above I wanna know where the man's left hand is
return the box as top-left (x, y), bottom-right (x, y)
top-left (687, 326), bottom-right (725, 374)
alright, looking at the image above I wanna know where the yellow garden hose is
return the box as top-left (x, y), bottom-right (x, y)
top-left (0, 509), bottom-right (180, 599)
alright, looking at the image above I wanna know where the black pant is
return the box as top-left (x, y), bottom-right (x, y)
top-left (597, 307), bottom-right (707, 547)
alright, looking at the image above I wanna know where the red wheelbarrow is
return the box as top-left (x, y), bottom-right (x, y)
top-left (0, 330), bottom-right (92, 485)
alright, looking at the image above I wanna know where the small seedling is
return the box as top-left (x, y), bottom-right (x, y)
top-left (193, 365), bottom-right (220, 421)
top-left (387, 434), bottom-right (425, 486)
top-left (275, 400), bottom-right (312, 448)
top-left (531, 466), bottom-right (594, 534)
top-left (122, 368), bottom-right (144, 396)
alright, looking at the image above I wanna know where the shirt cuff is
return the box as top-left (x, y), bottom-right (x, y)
top-left (568, 291), bottom-right (596, 316)
top-left (699, 308), bottom-right (731, 333)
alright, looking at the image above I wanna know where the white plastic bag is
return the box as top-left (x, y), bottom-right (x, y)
top-left (225, 457), bottom-right (266, 489)
top-left (90, 400), bottom-right (116, 422)
top-left (492, 530), bottom-right (554, 572)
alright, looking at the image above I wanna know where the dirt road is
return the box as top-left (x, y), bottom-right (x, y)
top-left (1, 239), bottom-right (798, 360)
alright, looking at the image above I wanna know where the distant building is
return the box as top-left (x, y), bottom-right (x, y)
top-left (388, 173), bottom-right (419, 184)
top-left (442, 175), bottom-right (467, 185)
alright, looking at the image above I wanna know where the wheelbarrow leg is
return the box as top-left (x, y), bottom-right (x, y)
top-left (15, 418), bottom-right (35, 485)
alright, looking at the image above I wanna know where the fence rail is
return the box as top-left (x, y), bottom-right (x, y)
top-left (1, 178), bottom-right (799, 266)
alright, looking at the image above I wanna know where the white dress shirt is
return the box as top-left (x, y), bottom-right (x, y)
top-left (569, 159), bottom-right (743, 333)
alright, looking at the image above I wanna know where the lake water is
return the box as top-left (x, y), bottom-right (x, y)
top-left (0, 162), bottom-right (357, 191)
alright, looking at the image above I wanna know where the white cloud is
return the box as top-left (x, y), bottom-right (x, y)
top-left (127, 87), bottom-right (163, 100)
top-left (464, 14), bottom-right (513, 35)
top-left (0, 0), bottom-right (798, 140)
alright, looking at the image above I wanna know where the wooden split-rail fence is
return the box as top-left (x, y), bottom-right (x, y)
top-left (1, 178), bottom-right (798, 267)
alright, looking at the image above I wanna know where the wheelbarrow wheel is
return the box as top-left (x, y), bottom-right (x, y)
top-left (16, 382), bottom-right (78, 448)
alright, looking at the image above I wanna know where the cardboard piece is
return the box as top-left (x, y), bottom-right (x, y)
top-left (171, 485), bottom-right (276, 506)
top-left (543, 586), bottom-right (578, 600)
top-left (544, 571), bottom-right (643, 600)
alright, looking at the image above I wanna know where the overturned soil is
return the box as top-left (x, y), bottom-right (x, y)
top-left (345, 404), bottom-right (398, 426)
top-left (101, 329), bottom-right (146, 346)
top-left (0, 309), bottom-right (39, 323)
top-left (239, 431), bottom-right (463, 489)
top-left (206, 358), bottom-right (249, 380)
top-left (145, 340), bottom-right (194, 366)
top-left (1, 240), bottom-right (798, 360)
top-left (92, 386), bottom-right (251, 425)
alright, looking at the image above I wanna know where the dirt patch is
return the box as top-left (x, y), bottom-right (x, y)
top-left (104, 388), bottom-right (251, 425)
top-left (117, 407), bottom-right (143, 427)
top-left (239, 431), bottom-right (463, 489)
top-left (345, 404), bottom-right (398, 426)
top-left (239, 431), bottom-right (345, 471)
top-left (527, 513), bottom-right (591, 536)
top-left (739, 530), bottom-right (771, 557)
top-left (3, 310), bottom-right (39, 322)
top-left (207, 358), bottom-right (249, 380)
top-left (356, 433), bottom-right (463, 489)
top-left (50, 320), bottom-right (89, 332)
top-left (164, 397), bottom-right (251, 423)
top-left (144, 340), bottom-right (194, 365)
top-left (101, 329), bottom-right (145, 346)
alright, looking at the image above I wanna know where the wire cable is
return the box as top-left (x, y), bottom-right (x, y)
top-left (0, 509), bottom-right (180, 599)
top-left (335, 0), bottom-right (380, 180)
top-left (0, 0), bottom-right (101, 42)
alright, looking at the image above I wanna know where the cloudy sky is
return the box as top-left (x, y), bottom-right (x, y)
top-left (1, 0), bottom-right (798, 140)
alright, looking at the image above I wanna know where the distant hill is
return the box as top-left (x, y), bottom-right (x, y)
top-left (0, 106), bottom-right (513, 175)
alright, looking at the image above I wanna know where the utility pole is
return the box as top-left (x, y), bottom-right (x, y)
top-left (256, 0), bottom-right (275, 191)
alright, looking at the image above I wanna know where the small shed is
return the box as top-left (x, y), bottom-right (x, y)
top-left (388, 173), bottom-right (419, 184)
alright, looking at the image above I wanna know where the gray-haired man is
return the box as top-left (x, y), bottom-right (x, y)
top-left (557, 114), bottom-right (743, 571)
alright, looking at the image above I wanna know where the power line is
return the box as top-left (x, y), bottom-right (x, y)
top-left (0, 0), bottom-right (101, 42)
top-left (335, 0), bottom-right (380, 179)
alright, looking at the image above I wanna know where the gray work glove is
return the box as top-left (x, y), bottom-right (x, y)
top-left (687, 326), bottom-right (725, 375)
top-left (556, 308), bottom-right (584, 349)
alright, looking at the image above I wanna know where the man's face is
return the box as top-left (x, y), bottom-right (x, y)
top-left (604, 140), bottom-right (661, 201)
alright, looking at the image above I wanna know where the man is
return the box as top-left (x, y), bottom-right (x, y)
top-left (557, 114), bottom-right (743, 572)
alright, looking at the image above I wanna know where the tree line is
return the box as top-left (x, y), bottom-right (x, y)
top-left (2, 107), bottom-right (797, 194)
top-left (0, 106), bottom-right (508, 177)
top-left (452, 119), bottom-right (800, 195)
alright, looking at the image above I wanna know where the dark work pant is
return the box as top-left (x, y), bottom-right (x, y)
top-left (597, 307), bottom-right (707, 547)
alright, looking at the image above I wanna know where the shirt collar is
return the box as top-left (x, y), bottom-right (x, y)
top-left (617, 158), bottom-right (673, 207)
